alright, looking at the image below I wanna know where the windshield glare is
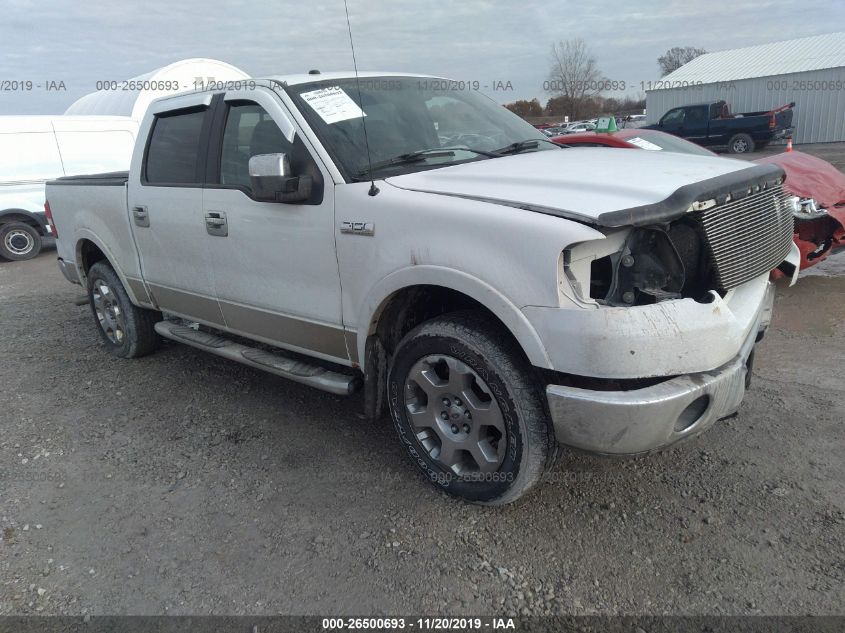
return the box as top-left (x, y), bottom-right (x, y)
top-left (286, 77), bottom-right (552, 180)
top-left (621, 130), bottom-right (717, 157)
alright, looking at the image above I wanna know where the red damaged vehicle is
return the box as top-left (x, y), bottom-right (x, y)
top-left (552, 128), bottom-right (845, 271)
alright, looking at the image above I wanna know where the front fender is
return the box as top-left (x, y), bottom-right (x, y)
top-left (356, 265), bottom-right (552, 369)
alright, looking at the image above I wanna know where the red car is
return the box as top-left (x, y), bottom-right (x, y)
top-left (552, 129), bottom-right (845, 271)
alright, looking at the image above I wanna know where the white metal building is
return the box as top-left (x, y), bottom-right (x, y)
top-left (65, 58), bottom-right (249, 121)
top-left (646, 32), bottom-right (845, 144)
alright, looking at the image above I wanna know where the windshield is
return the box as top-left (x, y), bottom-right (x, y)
top-left (618, 130), bottom-right (716, 157)
top-left (285, 77), bottom-right (553, 181)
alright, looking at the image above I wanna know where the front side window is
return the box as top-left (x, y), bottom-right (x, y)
top-left (145, 108), bottom-right (207, 185)
top-left (661, 108), bottom-right (685, 126)
top-left (220, 102), bottom-right (291, 189)
top-left (286, 77), bottom-right (553, 181)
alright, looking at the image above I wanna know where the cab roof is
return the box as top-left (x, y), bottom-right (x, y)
top-left (264, 71), bottom-right (439, 86)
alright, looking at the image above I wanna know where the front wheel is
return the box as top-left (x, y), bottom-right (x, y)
top-left (0, 222), bottom-right (42, 261)
top-left (87, 261), bottom-right (161, 358)
top-left (388, 311), bottom-right (556, 505)
top-left (728, 133), bottom-right (755, 154)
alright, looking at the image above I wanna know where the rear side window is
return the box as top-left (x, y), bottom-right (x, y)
top-left (145, 108), bottom-right (207, 184)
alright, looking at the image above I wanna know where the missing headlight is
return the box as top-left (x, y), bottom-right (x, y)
top-left (589, 223), bottom-right (712, 306)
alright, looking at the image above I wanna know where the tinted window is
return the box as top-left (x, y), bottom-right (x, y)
top-left (220, 102), bottom-right (291, 188)
top-left (662, 108), bottom-right (685, 125)
top-left (0, 132), bottom-right (64, 182)
top-left (685, 106), bottom-right (708, 123)
top-left (145, 109), bottom-right (206, 184)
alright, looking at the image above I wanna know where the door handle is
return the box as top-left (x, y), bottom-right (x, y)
top-left (132, 206), bottom-right (149, 228)
top-left (205, 211), bottom-right (228, 237)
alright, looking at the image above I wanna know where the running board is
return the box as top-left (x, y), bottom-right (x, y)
top-left (154, 321), bottom-right (360, 396)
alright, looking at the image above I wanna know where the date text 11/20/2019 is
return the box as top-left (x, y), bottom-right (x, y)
top-left (321, 617), bottom-right (516, 630)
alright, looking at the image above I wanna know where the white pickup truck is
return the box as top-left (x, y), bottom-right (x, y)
top-left (46, 72), bottom-right (800, 504)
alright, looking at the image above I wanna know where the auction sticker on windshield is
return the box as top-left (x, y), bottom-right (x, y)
top-left (626, 136), bottom-right (663, 151)
top-left (300, 86), bottom-right (366, 124)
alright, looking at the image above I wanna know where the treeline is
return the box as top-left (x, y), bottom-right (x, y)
top-left (504, 95), bottom-right (646, 121)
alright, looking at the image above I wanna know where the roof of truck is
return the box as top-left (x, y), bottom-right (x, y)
top-left (65, 58), bottom-right (249, 120)
top-left (265, 71), bottom-right (438, 85)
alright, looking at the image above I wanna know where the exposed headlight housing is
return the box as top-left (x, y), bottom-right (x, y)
top-left (789, 196), bottom-right (828, 220)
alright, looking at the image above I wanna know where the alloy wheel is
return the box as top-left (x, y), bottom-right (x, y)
top-left (404, 354), bottom-right (507, 475)
top-left (92, 280), bottom-right (126, 345)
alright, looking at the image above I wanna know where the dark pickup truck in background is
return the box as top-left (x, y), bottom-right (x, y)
top-left (646, 100), bottom-right (795, 154)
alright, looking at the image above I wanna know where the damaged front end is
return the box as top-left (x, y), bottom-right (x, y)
top-left (577, 170), bottom-right (799, 308)
top-left (534, 164), bottom-right (801, 455)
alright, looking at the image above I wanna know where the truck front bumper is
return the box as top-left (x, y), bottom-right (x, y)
top-left (546, 281), bottom-right (775, 456)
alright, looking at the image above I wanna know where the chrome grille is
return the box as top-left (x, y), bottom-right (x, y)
top-left (690, 183), bottom-right (793, 290)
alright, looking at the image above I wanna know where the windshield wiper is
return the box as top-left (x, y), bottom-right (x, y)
top-left (354, 149), bottom-right (455, 178)
top-left (491, 138), bottom-right (562, 155)
top-left (443, 146), bottom-right (502, 158)
top-left (353, 146), bottom-right (505, 179)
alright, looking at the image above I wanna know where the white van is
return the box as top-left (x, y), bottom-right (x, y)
top-left (0, 116), bottom-right (138, 260)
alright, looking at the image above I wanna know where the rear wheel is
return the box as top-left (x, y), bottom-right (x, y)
top-left (728, 133), bottom-right (755, 154)
top-left (87, 261), bottom-right (160, 358)
top-left (388, 311), bottom-right (556, 505)
top-left (0, 222), bottom-right (42, 261)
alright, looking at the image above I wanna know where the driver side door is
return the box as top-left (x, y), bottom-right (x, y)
top-left (659, 107), bottom-right (686, 137)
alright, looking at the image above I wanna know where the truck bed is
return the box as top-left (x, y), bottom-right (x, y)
top-left (48, 171), bottom-right (129, 187)
top-left (45, 171), bottom-right (140, 289)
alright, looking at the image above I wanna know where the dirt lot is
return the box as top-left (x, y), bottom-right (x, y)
top-left (2, 196), bottom-right (844, 616)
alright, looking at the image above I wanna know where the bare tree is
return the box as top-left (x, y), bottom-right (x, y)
top-left (547, 38), bottom-right (606, 102)
top-left (658, 46), bottom-right (707, 76)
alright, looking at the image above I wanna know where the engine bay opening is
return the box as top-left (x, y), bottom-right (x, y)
top-left (589, 220), bottom-right (715, 306)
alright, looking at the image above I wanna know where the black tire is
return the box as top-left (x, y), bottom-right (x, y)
top-left (388, 311), bottom-right (556, 505)
top-left (86, 261), bottom-right (161, 358)
top-left (728, 133), bottom-right (755, 154)
top-left (0, 222), bottom-right (42, 261)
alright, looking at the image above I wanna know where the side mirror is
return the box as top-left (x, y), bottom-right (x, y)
top-left (248, 153), bottom-right (312, 203)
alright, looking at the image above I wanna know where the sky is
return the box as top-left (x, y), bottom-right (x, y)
top-left (1, 0), bottom-right (843, 115)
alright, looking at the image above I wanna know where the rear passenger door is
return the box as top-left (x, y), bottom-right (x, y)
top-left (201, 89), bottom-right (347, 364)
top-left (128, 94), bottom-right (225, 326)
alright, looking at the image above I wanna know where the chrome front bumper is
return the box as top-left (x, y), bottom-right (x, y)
top-left (546, 282), bottom-right (775, 456)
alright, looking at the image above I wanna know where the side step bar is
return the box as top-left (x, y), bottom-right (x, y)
top-left (154, 321), bottom-right (360, 396)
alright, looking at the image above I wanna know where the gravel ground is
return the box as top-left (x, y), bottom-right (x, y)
top-left (1, 242), bottom-right (844, 617)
